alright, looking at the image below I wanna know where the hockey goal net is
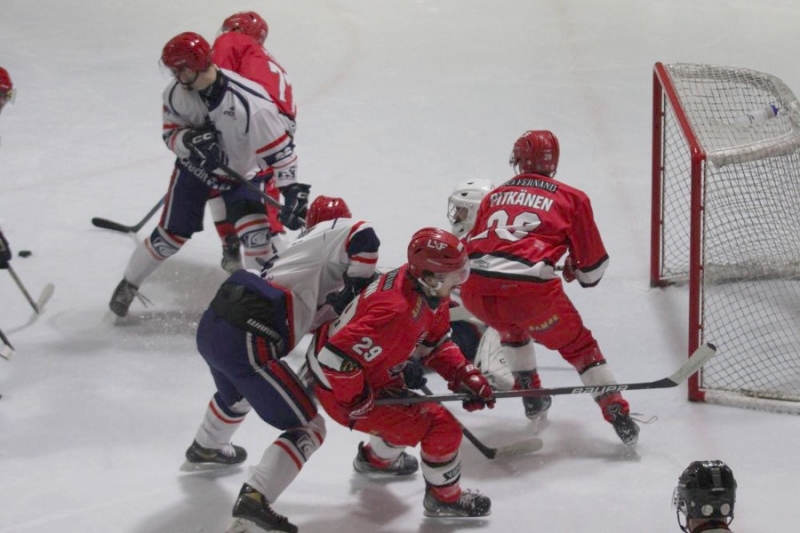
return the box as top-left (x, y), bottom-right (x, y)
top-left (651, 62), bottom-right (800, 413)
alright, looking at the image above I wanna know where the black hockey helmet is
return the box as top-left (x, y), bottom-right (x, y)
top-left (673, 460), bottom-right (736, 532)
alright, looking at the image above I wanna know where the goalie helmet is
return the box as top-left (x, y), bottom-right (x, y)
top-left (161, 32), bottom-right (212, 73)
top-left (447, 179), bottom-right (495, 238)
top-left (673, 460), bottom-right (736, 533)
top-left (222, 11), bottom-right (269, 45)
top-left (0, 67), bottom-right (12, 110)
top-left (510, 130), bottom-right (560, 176)
top-left (306, 196), bottom-right (352, 228)
top-left (408, 228), bottom-right (469, 284)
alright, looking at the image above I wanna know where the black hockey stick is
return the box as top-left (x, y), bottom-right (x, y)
top-left (91, 197), bottom-right (165, 233)
top-left (421, 385), bottom-right (542, 459)
top-left (378, 343), bottom-right (717, 406)
top-left (0, 326), bottom-right (14, 360)
top-left (6, 264), bottom-right (55, 314)
top-left (220, 164), bottom-right (284, 209)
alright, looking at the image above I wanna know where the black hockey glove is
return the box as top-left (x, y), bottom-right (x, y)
top-left (182, 125), bottom-right (226, 172)
top-left (325, 274), bottom-right (373, 315)
top-left (402, 358), bottom-right (428, 390)
top-left (0, 230), bottom-right (11, 269)
top-left (279, 183), bottom-right (311, 230)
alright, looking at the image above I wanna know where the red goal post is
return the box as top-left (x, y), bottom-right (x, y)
top-left (651, 62), bottom-right (800, 413)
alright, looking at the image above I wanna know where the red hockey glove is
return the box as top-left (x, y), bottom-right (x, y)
top-left (448, 364), bottom-right (495, 412)
top-left (347, 386), bottom-right (376, 422)
top-left (562, 255), bottom-right (577, 283)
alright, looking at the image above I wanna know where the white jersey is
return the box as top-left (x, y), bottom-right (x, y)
top-left (161, 68), bottom-right (298, 188)
top-left (262, 218), bottom-right (379, 341)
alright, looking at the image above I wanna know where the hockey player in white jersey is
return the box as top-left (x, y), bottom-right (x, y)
top-left (108, 32), bottom-right (310, 317)
top-left (183, 195), bottom-right (379, 533)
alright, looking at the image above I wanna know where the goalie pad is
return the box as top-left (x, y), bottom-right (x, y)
top-left (474, 327), bottom-right (515, 391)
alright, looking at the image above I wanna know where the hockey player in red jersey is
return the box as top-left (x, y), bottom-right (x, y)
top-left (673, 460), bottom-right (737, 532)
top-left (184, 196), bottom-right (379, 533)
top-left (108, 32), bottom-right (310, 317)
top-left (459, 130), bottom-right (640, 446)
top-left (306, 227), bottom-right (495, 518)
top-left (209, 11), bottom-right (296, 272)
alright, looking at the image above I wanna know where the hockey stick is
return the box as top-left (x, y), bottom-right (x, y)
top-left (219, 165), bottom-right (309, 226)
top-left (420, 385), bottom-right (542, 459)
top-left (6, 264), bottom-right (55, 314)
top-left (91, 197), bottom-right (165, 233)
top-left (0, 327), bottom-right (14, 360)
top-left (377, 343), bottom-right (717, 406)
top-left (220, 164), bottom-right (284, 210)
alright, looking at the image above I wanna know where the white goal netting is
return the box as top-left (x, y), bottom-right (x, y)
top-left (656, 63), bottom-right (800, 411)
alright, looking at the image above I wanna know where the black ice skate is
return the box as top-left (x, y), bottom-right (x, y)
top-left (423, 488), bottom-right (491, 518)
top-left (603, 402), bottom-right (640, 446)
top-left (109, 278), bottom-right (151, 317)
top-left (226, 483), bottom-right (298, 533)
top-left (352, 441), bottom-right (418, 476)
top-left (514, 372), bottom-right (552, 422)
top-left (221, 234), bottom-right (242, 273)
top-left (180, 440), bottom-right (247, 472)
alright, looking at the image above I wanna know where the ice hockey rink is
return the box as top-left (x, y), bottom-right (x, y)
top-left (2, 0), bottom-right (799, 531)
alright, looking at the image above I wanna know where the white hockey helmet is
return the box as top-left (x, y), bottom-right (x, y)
top-left (447, 179), bottom-right (495, 238)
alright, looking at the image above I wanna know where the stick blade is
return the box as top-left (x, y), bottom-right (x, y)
top-left (667, 343), bottom-right (717, 386)
top-left (36, 283), bottom-right (55, 312)
top-left (91, 217), bottom-right (134, 233)
top-left (492, 437), bottom-right (544, 458)
top-left (0, 345), bottom-right (13, 360)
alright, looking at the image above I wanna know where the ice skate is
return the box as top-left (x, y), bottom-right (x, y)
top-left (221, 234), bottom-right (242, 273)
top-left (423, 488), bottom-right (491, 517)
top-left (602, 401), bottom-right (640, 446)
top-left (514, 371), bottom-right (551, 424)
top-left (352, 441), bottom-right (418, 476)
top-left (109, 278), bottom-right (150, 317)
top-left (226, 483), bottom-right (298, 533)
top-left (180, 439), bottom-right (247, 472)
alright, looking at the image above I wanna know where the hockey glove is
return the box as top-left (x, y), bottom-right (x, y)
top-left (561, 255), bottom-right (577, 283)
top-left (279, 183), bottom-right (311, 230)
top-left (0, 231), bottom-right (10, 269)
top-left (402, 357), bottom-right (428, 390)
top-left (448, 364), bottom-right (495, 412)
top-left (326, 274), bottom-right (373, 315)
top-left (182, 125), bottom-right (227, 172)
top-left (347, 386), bottom-right (376, 424)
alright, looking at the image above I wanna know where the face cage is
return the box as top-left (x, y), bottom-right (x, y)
top-left (447, 203), bottom-right (472, 232)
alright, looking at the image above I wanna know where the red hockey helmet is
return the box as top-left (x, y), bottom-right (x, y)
top-left (306, 196), bottom-right (352, 228)
top-left (0, 67), bottom-right (13, 108)
top-left (222, 11), bottom-right (269, 45)
top-left (161, 32), bottom-right (212, 73)
top-left (510, 130), bottom-right (560, 176)
top-left (407, 227), bottom-right (468, 280)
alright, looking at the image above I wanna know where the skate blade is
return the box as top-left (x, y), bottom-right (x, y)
top-left (525, 411), bottom-right (548, 434)
top-left (179, 460), bottom-right (242, 473)
top-left (225, 517), bottom-right (282, 533)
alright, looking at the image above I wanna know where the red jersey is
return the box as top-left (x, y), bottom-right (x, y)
top-left (308, 265), bottom-right (468, 408)
top-left (465, 173), bottom-right (609, 287)
top-left (212, 32), bottom-right (297, 120)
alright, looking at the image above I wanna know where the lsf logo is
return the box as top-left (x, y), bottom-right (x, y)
top-left (426, 239), bottom-right (447, 250)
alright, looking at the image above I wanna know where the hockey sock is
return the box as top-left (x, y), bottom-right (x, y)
top-left (421, 451), bottom-right (461, 502)
top-left (248, 414), bottom-right (326, 503)
top-left (235, 214), bottom-right (273, 269)
top-left (194, 394), bottom-right (250, 450)
top-left (124, 226), bottom-right (186, 286)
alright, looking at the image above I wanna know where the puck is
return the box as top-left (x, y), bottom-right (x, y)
top-left (18, 250), bottom-right (32, 257)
